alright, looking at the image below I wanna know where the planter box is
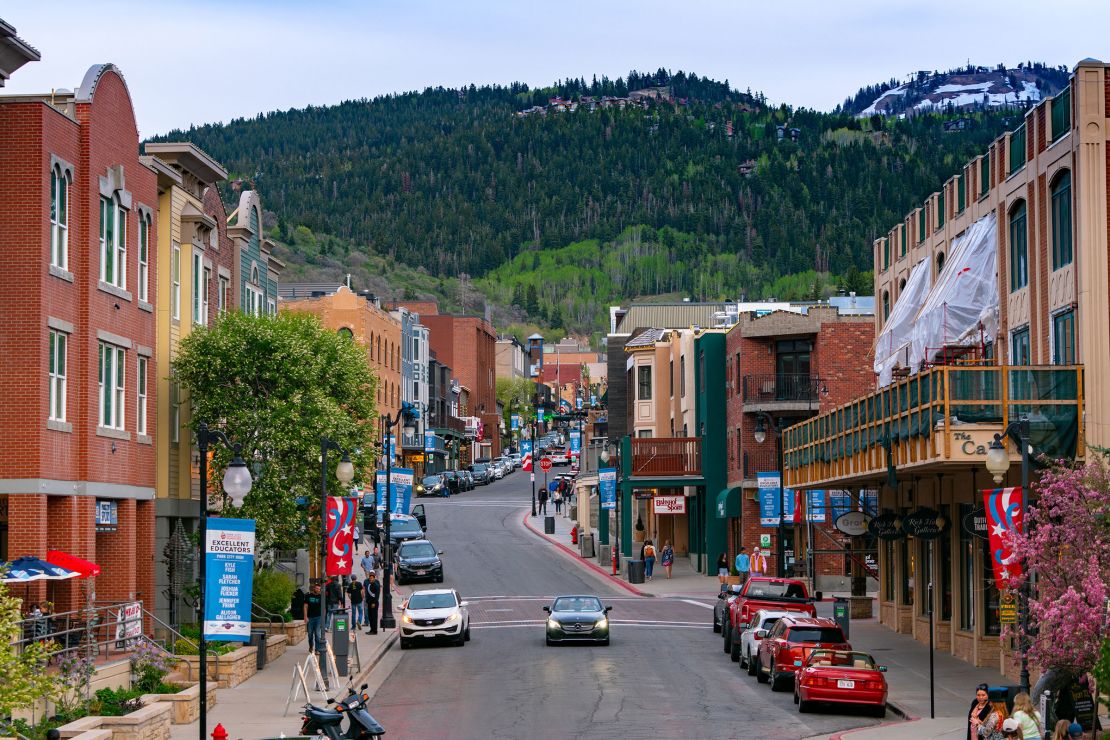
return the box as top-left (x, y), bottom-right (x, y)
top-left (848, 595), bottom-right (873, 619)
top-left (253, 619), bottom-right (306, 646)
top-left (57, 702), bottom-right (172, 740)
top-left (140, 681), bottom-right (217, 725)
top-left (174, 646), bottom-right (257, 688)
top-left (265, 633), bottom-right (289, 664)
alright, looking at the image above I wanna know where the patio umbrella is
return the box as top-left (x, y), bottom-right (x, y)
top-left (46, 551), bottom-right (100, 579)
top-left (2, 556), bottom-right (80, 583)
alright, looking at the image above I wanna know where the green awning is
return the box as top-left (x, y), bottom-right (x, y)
top-left (716, 487), bottom-right (742, 519)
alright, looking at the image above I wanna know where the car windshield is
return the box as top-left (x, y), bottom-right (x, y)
top-left (400, 542), bottom-right (437, 559)
top-left (552, 597), bottom-right (602, 612)
top-left (472, 463), bottom-right (488, 473)
top-left (744, 581), bottom-right (794, 598)
top-left (760, 617), bottom-right (781, 630)
top-left (788, 627), bottom-right (846, 643)
top-left (407, 593), bottom-right (457, 610)
top-left (391, 517), bottom-right (422, 535)
top-left (422, 476), bottom-right (442, 486)
top-left (807, 651), bottom-right (877, 669)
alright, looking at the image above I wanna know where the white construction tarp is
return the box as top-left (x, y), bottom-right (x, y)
top-left (909, 212), bottom-right (999, 370)
top-left (874, 258), bottom-right (932, 387)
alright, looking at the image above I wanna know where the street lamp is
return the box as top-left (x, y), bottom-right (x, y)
top-left (753, 412), bottom-right (789, 578)
top-left (983, 414), bottom-right (1032, 694)
top-left (380, 402), bottom-right (418, 630)
top-left (196, 422), bottom-right (252, 740)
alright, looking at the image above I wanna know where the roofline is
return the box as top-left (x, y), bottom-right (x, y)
top-left (143, 142), bottom-right (229, 185)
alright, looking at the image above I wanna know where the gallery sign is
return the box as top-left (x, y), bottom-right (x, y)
top-left (834, 511), bottom-right (872, 537)
top-left (901, 507), bottom-right (949, 539)
top-left (867, 511), bottom-right (905, 540)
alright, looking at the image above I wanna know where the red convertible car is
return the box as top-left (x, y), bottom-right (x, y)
top-left (793, 649), bottom-right (888, 717)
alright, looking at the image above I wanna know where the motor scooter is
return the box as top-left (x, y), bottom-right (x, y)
top-left (301, 682), bottom-right (386, 739)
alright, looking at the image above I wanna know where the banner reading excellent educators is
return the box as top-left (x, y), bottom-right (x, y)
top-left (203, 517), bottom-right (255, 641)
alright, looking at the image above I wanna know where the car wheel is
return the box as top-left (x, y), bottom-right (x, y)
top-left (454, 633), bottom-right (465, 646)
top-left (464, 626), bottom-right (471, 642)
top-left (872, 705), bottom-right (887, 718)
top-left (545, 636), bottom-right (554, 646)
top-left (747, 651), bottom-right (758, 676)
top-left (730, 636), bottom-right (741, 662)
top-left (769, 665), bottom-right (787, 692)
top-left (712, 614), bottom-right (721, 633)
top-left (435, 574), bottom-right (444, 583)
top-left (601, 636), bottom-right (610, 646)
top-left (755, 658), bottom-right (769, 683)
top-left (798, 697), bottom-right (813, 713)
top-left (722, 627), bottom-right (731, 654)
top-left (399, 638), bottom-right (409, 650)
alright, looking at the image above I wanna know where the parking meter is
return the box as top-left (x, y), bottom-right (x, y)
top-left (331, 608), bottom-right (350, 676)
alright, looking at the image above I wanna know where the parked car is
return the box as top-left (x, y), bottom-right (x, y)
top-left (713, 584), bottom-right (744, 633)
top-left (469, 463), bottom-right (492, 485)
top-left (793, 649), bottom-right (887, 717)
top-left (550, 450), bottom-right (570, 465)
top-left (458, 470), bottom-right (475, 491)
top-left (416, 474), bottom-right (448, 498)
top-left (374, 512), bottom-right (426, 548)
top-left (756, 616), bottom-right (850, 691)
top-left (737, 609), bottom-right (798, 670)
top-left (507, 453), bottom-right (522, 468)
top-left (399, 588), bottom-right (469, 648)
top-left (725, 577), bottom-right (820, 650)
top-left (493, 457), bottom-right (513, 475)
top-left (395, 539), bottom-right (444, 585)
top-left (543, 595), bottom-right (611, 646)
top-left (441, 470), bottom-right (463, 494)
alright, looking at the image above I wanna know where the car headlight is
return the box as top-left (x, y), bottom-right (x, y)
top-left (402, 614), bottom-right (413, 624)
top-left (547, 619), bottom-right (560, 630)
top-left (595, 617), bottom-right (608, 629)
top-left (446, 612), bottom-right (460, 622)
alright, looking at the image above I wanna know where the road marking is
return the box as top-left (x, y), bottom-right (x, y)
top-left (678, 598), bottom-right (715, 610)
top-left (470, 623), bottom-right (710, 631)
top-left (484, 608), bottom-right (515, 612)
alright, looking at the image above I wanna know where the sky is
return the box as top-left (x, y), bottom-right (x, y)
top-left (4, 0), bottom-right (1109, 137)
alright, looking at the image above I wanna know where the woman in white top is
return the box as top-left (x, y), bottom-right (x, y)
top-left (1008, 692), bottom-right (1042, 740)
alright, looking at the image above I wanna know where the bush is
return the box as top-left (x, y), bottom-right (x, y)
top-left (252, 569), bottom-right (294, 616)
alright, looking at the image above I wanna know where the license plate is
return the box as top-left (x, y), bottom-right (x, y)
top-left (837, 680), bottom-right (855, 689)
top-left (416, 570), bottom-right (426, 575)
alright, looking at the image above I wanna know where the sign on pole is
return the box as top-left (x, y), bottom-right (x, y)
top-left (757, 472), bottom-right (781, 526)
top-left (806, 490), bottom-right (826, 522)
top-left (599, 468), bottom-right (617, 510)
top-left (203, 517), bottom-right (256, 641)
top-left (540, 457), bottom-right (553, 472)
top-left (375, 468), bottom-right (415, 515)
top-left (569, 430), bottom-right (581, 459)
top-left (325, 496), bottom-right (358, 575)
top-left (521, 440), bottom-right (533, 471)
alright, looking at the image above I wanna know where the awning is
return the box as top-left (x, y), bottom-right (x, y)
top-left (46, 550), bottom-right (100, 579)
top-left (716, 487), bottom-right (742, 519)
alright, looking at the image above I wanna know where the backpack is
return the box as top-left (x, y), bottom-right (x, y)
top-left (644, 545), bottom-right (656, 558)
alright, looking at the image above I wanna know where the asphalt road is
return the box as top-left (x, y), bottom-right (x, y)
top-left (368, 470), bottom-right (882, 739)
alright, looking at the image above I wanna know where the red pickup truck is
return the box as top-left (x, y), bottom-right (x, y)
top-left (722, 577), bottom-right (822, 657)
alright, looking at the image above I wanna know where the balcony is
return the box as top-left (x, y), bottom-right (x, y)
top-left (630, 437), bottom-right (702, 478)
top-left (742, 373), bottom-right (820, 412)
top-left (782, 365), bottom-right (1083, 489)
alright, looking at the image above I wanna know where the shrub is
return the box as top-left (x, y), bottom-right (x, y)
top-left (252, 569), bottom-right (294, 616)
top-left (129, 641), bottom-right (174, 692)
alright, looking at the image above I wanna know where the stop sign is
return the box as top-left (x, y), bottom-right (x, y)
top-left (539, 457), bottom-right (553, 472)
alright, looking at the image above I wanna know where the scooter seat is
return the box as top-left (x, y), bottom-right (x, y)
top-left (305, 704), bottom-right (343, 722)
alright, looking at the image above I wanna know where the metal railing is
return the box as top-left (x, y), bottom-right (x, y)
top-left (630, 437), bottom-right (701, 477)
top-left (14, 601), bottom-right (146, 665)
top-left (742, 373), bottom-right (820, 404)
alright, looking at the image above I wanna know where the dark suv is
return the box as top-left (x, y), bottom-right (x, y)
top-left (395, 539), bottom-right (444, 585)
top-left (469, 463), bottom-right (492, 485)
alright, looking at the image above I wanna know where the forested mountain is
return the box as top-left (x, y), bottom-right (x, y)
top-left (156, 68), bottom-right (1038, 333)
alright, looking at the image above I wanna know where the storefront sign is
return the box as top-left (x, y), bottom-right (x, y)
top-left (901, 507), bottom-right (949, 539)
top-left (653, 495), bottom-right (685, 514)
top-left (95, 499), bottom-right (118, 532)
top-left (757, 472), bottom-right (781, 526)
top-left (867, 512), bottom-right (906, 540)
top-left (203, 517), bottom-right (256, 641)
top-left (598, 468), bottom-right (617, 510)
top-left (835, 511), bottom-right (872, 536)
top-left (115, 602), bottom-right (142, 640)
top-left (950, 429), bottom-right (998, 459)
top-left (999, 591), bottom-right (1018, 624)
top-left (1069, 680), bottom-right (1097, 730)
top-left (962, 507), bottom-right (989, 540)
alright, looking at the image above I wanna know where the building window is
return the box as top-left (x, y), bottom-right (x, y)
top-left (956, 173), bottom-right (966, 213)
top-left (900, 223), bottom-right (907, 257)
top-left (637, 365), bottom-right (652, 400)
top-left (637, 429), bottom-right (653, 438)
top-left (668, 360), bottom-right (674, 398)
top-left (1053, 310), bottom-right (1075, 365)
top-left (98, 342), bottom-right (125, 430)
top-left (918, 539), bottom-right (931, 616)
top-left (50, 166), bottom-right (69, 271)
top-left (171, 244), bottom-right (181, 320)
top-left (1008, 200), bottom-right (1028, 292)
top-left (99, 196), bottom-right (127, 289)
top-left (203, 268), bottom-right (212, 322)
top-left (883, 539), bottom-right (895, 601)
top-left (918, 209), bottom-right (926, 243)
top-left (1011, 326), bottom-right (1031, 365)
top-left (170, 372), bottom-right (180, 444)
top-left (1051, 87), bottom-right (1071, 142)
top-left (881, 291), bottom-right (890, 321)
top-left (138, 214), bottom-right (150, 302)
top-left (979, 155), bottom-right (990, 198)
top-left (268, 298), bottom-right (276, 316)
top-left (935, 194), bottom-right (945, 231)
top-left (48, 329), bottom-right (67, 422)
top-left (882, 239), bottom-right (889, 271)
top-left (245, 284), bottom-right (263, 316)
top-left (936, 251), bottom-right (945, 277)
top-left (193, 253), bottom-right (203, 325)
top-left (1051, 170), bottom-right (1073, 269)
top-left (938, 524), bottom-right (952, 621)
top-left (217, 275), bottom-right (229, 313)
top-left (338, 327), bottom-right (354, 340)
top-left (981, 538), bottom-right (1001, 636)
top-left (1009, 124), bottom-right (1026, 175)
top-left (137, 356), bottom-right (148, 436)
top-left (680, 356), bottom-right (686, 397)
top-left (900, 537), bottom-right (914, 606)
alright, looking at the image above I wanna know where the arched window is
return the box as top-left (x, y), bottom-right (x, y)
top-left (1009, 200), bottom-right (1028, 291)
top-left (250, 264), bottom-right (260, 284)
top-left (338, 327), bottom-right (353, 341)
top-left (50, 166), bottom-right (69, 270)
top-left (936, 251), bottom-right (945, 278)
top-left (882, 291), bottom-right (890, 321)
top-left (1051, 170), bottom-right (1072, 269)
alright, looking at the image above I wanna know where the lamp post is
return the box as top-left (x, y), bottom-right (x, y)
top-left (319, 436), bottom-right (354, 666)
top-left (380, 403), bottom-right (418, 630)
top-left (984, 414), bottom-right (1031, 694)
top-left (753, 412), bottom-right (788, 578)
top-left (196, 423), bottom-right (253, 740)
top-left (531, 388), bottom-right (541, 517)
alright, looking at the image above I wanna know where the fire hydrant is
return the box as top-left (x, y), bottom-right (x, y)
top-left (570, 525), bottom-right (578, 544)
top-left (211, 724), bottom-right (228, 740)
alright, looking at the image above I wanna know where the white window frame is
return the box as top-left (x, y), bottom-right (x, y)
top-left (246, 283), bottom-right (263, 316)
top-left (170, 372), bottom-right (180, 444)
top-left (171, 244), bottom-right (181, 320)
top-left (137, 355), bottom-right (148, 436)
top-left (138, 214), bottom-right (149, 303)
top-left (48, 329), bottom-right (67, 422)
top-left (50, 167), bottom-right (69, 271)
top-left (98, 342), bottom-right (125, 430)
top-left (192, 252), bottom-right (202, 325)
top-left (267, 298), bottom-right (275, 316)
top-left (202, 267), bottom-right (211, 324)
top-left (99, 196), bottom-right (127, 289)
top-left (217, 275), bottom-right (229, 314)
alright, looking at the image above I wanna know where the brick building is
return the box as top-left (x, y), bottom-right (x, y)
top-left (0, 63), bottom-right (158, 614)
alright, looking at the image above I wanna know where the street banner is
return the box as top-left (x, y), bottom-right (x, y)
top-left (569, 430), bottom-right (581, 459)
top-left (590, 393), bottom-right (596, 406)
top-left (599, 467), bottom-right (617, 510)
top-left (375, 468), bottom-right (416, 516)
top-left (983, 486), bottom-right (1024, 591)
top-left (758, 472), bottom-right (781, 526)
top-left (861, 489), bottom-right (879, 516)
top-left (511, 414), bottom-right (521, 431)
top-left (653, 495), bottom-right (685, 514)
top-left (521, 440), bottom-right (533, 471)
top-left (203, 517), bottom-right (256, 642)
top-left (424, 431), bottom-right (436, 452)
top-left (326, 496), bottom-right (358, 575)
top-left (575, 396), bottom-right (583, 410)
top-left (806, 490), bottom-right (826, 522)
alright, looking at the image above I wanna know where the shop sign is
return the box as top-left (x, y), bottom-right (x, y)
top-left (901, 507), bottom-right (949, 539)
top-left (633, 489), bottom-right (653, 499)
top-left (834, 511), bottom-right (872, 537)
top-left (760, 534), bottom-right (772, 548)
top-left (867, 512), bottom-right (906, 540)
top-left (757, 472), bottom-right (781, 526)
top-left (653, 495), bottom-right (686, 515)
top-left (949, 429), bottom-right (998, 459)
top-left (115, 602), bottom-right (143, 640)
top-left (961, 507), bottom-right (989, 539)
top-left (95, 499), bottom-right (118, 532)
top-left (999, 591), bottom-right (1018, 624)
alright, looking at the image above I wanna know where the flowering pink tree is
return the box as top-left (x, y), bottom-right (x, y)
top-left (1008, 462), bottom-right (1110, 679)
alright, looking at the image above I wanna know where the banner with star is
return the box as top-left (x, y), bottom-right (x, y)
top-left (983, 486), bottom-right (1023, 591)
top-left (325, 496), bottom-right (359, 575)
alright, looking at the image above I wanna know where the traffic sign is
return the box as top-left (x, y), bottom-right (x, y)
top-left (539, 457), bottom-right (553, 472)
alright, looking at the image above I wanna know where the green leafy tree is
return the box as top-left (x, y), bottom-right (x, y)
top-left (174, 312), bottom-right (378, 552)
top-left (497, 377), bottom-right (537, 426)
top-left (0, 580), bottom-right (58, 717)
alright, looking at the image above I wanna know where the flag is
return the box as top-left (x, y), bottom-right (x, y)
top-left (326, 496), bottom-right (358, 575)
top-left (521, 440), bottom-right (533, 472)
top-left (983, 486), bottom-right (1023, 591)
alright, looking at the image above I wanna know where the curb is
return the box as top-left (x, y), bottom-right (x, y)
top-left (349, 630), bottom-right (399, 688)
top-left (520, 511), bottom-right (645, 596)
top-left (826, 716), bottom-right (919, 740)
top-left (884, 700), bottom-right (918, 721)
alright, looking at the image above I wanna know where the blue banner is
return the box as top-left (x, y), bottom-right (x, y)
top-left (376, 467), bottom-right (416, 516)
top-left (575, 396), bottom-right (583, 410)
top-left (783, 487), bottom-right (796, 522)
top-left (861, 490), bottom-right (879, 516)
top-left (758, 472), bottom-right (781, 526)
top-left (599, 468), bottom-right (617, 510)
top-left (569, 430), bottom-right (581, 458)
top-left (806, 490), bottom-right (826, 522)
top-left (829, 490), bottom-right (853, 519)
top-left (511, 414), bottom-right (521, 431)
top-left (203, 517), bottom-right (255, 642)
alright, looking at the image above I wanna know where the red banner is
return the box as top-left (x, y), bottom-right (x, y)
top-left (325, 496), bottom-right (358, 576)
top-left (983, 487), bottom-right (1023, 591)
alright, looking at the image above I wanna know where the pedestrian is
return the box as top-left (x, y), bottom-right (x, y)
top-left (347, 577), bottom-right (365, 628)
top-left (735, 546), bottom-right (751, 584)
top-left (715, 552), bottom-right (729, 584)
top-left (1008, 692), bottom-right (1042, 739)
top-left (660, 540), bottom-right (674, 578)
top-left (1000, 718), bottom-right (1021, 739)
top-left (971, 686), bottom-right (1008, 740)
top-left (325, 576), bottom-right (343, 629)
top-left (360, 549), bottom-right (375, 579)
top-left (750, 547), bottom-right (769, 576)
top-left (967, 684), bottom-right (992, 740)
top-left (364, 572), bottom-right (380, 634)
top-left (539, 487), bottom-right (548, 515)
top-left (1065, 722), bottom-right (1084, 740)
top-left (304, 583), bottom-right (323, 653)
top-left (1049, 720), bottom-right (1072, 740)
top-left (643, 539), bottom-right (657, 580)
top-left (291, 584), bottom-right (306, 622)
top-left (553, 485), bottom-right (563, 515)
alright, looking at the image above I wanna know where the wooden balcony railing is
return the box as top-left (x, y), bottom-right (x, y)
top-left (631, 437), bottom-right (702, 477)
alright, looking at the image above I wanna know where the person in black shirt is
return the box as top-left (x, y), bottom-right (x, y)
top-left (325, 577), bottom-right (343, 629)
top-left (304, 583), bottom-right (323, 653)
top-left (347, 578), bottom-right (365, 628)
top-left (291, 586), bottom-right (305, 622)
top-left (364, 572), bottom-right (380, 634)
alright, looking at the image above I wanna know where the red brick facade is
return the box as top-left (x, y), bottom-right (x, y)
top-left (0, 64), bottom-right (157, 616)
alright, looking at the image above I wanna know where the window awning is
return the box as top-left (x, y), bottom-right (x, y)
top-left (716, 487), bottom-right (742, 519)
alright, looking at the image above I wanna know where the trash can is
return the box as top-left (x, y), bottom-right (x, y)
top-left (579, 533), bottom-right (595, 558)
top-left (249, 629), bottom-right (268, 670)
top-left (627, 559), bottom-right (646, 584)
top-left (544, 516), bottom-right (556, 534)
top-left (832, 596), bottom-right (850, 640)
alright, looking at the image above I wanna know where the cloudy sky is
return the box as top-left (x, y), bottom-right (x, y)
top-left (5, 0), bottom-right (1108, 136)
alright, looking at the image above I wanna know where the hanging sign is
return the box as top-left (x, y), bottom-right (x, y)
top-left (203, 517), bottom-right (256, 641)
top-left (835, 511), bottom-right (872, 536)
top-left (521, 440), bottom-right (533, 472)
top-left (95, 499), bottom-right (118, 532)
top-left (829, 490), bottom-right (853, 519)
top-left (653, 495), bottom-right (686, 515)
top-left (375, 468), bottom-right (416, 517)
top-left (325, 496), bottom-right (358, 575)
top-left (598, 468), bottom-right (617, 510)
top-left (961, 507), bottom-right (989, 540)
top-left (806, 490), bottom-right (826, 523)
top-left (901, 507), bottom-right (950, 539)
top-left (867, 511), bottom-right (906, 540)
top-left (983, 487), bottom-right (1024, 591)
top-left (757, 472), bottom-right (781, 526)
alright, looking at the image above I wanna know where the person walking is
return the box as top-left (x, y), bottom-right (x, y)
top-left (715, 552), bottom-right (729, 584)
top-left (325, 576), bottom-right (343, 630)
top-left (1008, 692), bottom-right (1042, 739)
top-left (970, 686), bottom-right (1008, 740)
top-left (347, 577), bottom-right (365, 628)
top-left (539, 487), bottom-right (549, 515)
top-left (360, 549), bottom-right (376, 580)
top-left (660, 540), bottom-right (674, 578)
top-left (643, 539), bottom-right (657, 580)
top-left (364, 572), bottom-right (380, 633)
top-left (304, 583), bottom-right (323, 654)
top-left (291, 585), bottom-right (306, 623)
top-left (750, 547), bottom-right (769, 577)
top-left (735, 546), bottom-right (751, 584)
top-left (553, 484), bottom-right (563, 515)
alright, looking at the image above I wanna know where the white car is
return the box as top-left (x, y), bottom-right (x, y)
top-left (550, 450), bottom-right (571, 465)
top-left (737, 609), bottom-right (797, 671)
top-left (399, 589), bottom-right (470, 648)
